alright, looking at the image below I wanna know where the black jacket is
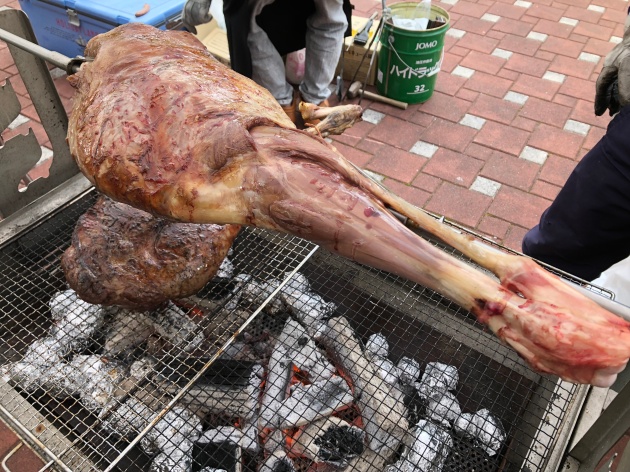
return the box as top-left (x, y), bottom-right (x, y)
top-left (223, 0), bottom-right (353, 78)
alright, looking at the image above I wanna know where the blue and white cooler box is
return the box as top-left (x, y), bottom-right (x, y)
top-left (18, 0), bottom-right (186, 58)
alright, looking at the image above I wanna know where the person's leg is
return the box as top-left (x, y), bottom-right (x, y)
top-left (522, 106), bottom-right (630, 280)
top-left (299, 0), bottom-right (347, 105)
top-left (247, 0), bottom-right (294, 105)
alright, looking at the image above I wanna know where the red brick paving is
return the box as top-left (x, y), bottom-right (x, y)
top-left (531, 179), bottom-right (562, 201)
top-left (528, 123), bottom-right (585, 159)
top-left (422, 148), bottom-right (484, 187)
top-left (1, 0), bottom-right (628, 254)
top-left (426, 182), bottom-right (492, 228)
top-left (421, 118), bottom-right (479, 152)
top-left (480, 152), bottom-right (539, 190)
top-left (473, 120), bottom-right (530, 156)
top-left (538, 155), bottom-right (578, 186)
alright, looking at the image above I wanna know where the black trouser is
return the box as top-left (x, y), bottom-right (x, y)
top-left (522, 106), bottom-right (630, 281)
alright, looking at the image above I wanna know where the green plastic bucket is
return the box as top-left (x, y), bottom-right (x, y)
top-left (376, 3), bottom-right (450, 104)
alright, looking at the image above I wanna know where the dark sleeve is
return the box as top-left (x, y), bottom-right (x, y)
top-left (223, 0), bottom-right (253, 78)
top-left (258, 0), bottom-right (353, 56)
top-left (223, 0), bottom-right (353, 78)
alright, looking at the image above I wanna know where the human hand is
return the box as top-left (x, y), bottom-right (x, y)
top-left (595, 17), bottom-right (630, 116)
top-left (182, 0), bottom-right (212, 35)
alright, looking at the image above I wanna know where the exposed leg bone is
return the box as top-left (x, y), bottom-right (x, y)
top-left (299, 102), bottom-right (363, 137)
top-left (251, 128), bottom-right (630, 387)
top-left (67, 24), bottom-right (630, 387)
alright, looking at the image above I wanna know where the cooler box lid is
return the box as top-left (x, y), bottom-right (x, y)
top-left (36, 0), bottom-right (184, 27)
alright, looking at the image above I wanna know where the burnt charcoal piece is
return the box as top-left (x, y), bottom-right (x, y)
top-left (402, 385), bottom-right (426, 427)
top-left (157, 358), bottom-right (256, 387)
top-left (314, 424), bottom-right (365, 462)
top-left (62, 196), bottom-right (240, 310)
top-left (193, 442), bottom-right (238, 472)
top-left (259, 450), bottom-right (296, 472)
top-left (291, 417), bottom-right (365, 468)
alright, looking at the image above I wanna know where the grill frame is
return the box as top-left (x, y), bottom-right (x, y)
top-left (0, 188), bottom-right (589, 472)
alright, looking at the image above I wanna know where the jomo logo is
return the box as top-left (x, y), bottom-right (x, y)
top-left (416, 40), bottom-right (438, 50)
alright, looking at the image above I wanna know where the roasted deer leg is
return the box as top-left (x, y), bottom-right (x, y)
top-left (67, 24), bottom-right (630, 387)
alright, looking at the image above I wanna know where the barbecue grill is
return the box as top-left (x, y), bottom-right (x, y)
top-left (0, 7), bottom-right (628, 472)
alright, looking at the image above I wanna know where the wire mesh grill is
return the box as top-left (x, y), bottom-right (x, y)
top-left (0, 190), bottom-right (578, 472)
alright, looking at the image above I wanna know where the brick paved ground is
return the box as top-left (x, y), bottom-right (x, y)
top-left (0, 0), bottom-right (626, 250)
top-left (1, 0), bottom-right (629, 466)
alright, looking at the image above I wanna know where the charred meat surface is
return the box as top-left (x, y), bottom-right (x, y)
top-left (67, 24), bottom-right (630, 386)
top-left (61, 196), bottom-right (240, 309)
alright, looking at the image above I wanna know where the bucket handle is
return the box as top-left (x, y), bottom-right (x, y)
top-left (387, 35), bottom-right (442, 78)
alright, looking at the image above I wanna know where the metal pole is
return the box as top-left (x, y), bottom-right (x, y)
top-left (0, 26), bottom-right (86, 74)
top-left (568, 381), bottom-right (630, 471)
top-left (0, 28), bottom-right (70, 69)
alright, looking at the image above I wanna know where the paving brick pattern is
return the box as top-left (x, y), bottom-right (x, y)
top-left (0, 0), bottom-right (625, 253)
top-left (338, 0), bottom-right (627, 251)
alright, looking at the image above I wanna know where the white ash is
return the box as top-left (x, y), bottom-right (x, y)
top-left (241, 364), bottom-right (263, 452)
top-left (101, 397), bottom-right (155, 439)
top-left (49, 290), bottom-right (105, 351)
top-left (278, 376), bottom-right (353, 429)
top-left (150, 302), bottom-right (204, 352)
top-left (372, 355), bottom-right (400, 386)
top-left (215, 250), bottom-right (234, 279)
top-left (426, 391), bottom-right (461, 427)
top-left (365, 333), bottom-right (389, 358)
top-left (287, 323), bottom-right (335, 382)
top-left (415, 362), bottom-right (458, 400)
top-left (218, 341), bottom-right (247, 360)
top-left (103, 309), bottom-right (154, 355)
top-left (453, 408), bottom-right (506, 456)
top-left (103, 303), bottom-right (203, 354)
top-left (150, 446), bottom-right (195, 472)
top-left (129, 357), bottom-right (156, 380)
top-left (140, 406), bottom-right (202, 472)
top-left (387, 420), bottom-right (453, 472)
top-left (21, 338), bottom-right (67, 365)
top-left (0, 361), bottom-right (75, 395)
top-left (397, 357), bottom-right (421, 385)
top-left (279, 272), bottom-right (336, 327)
top-left (226, 274), bottom-right (283, 314)
top-left (1, 353), bottom-right (127, 410)
top-left (68, 355), bottom-right (127, 411)
top-left (1, 338), bottom-right (71, 393)
top-left (196, 425), bottom-right (258, 452)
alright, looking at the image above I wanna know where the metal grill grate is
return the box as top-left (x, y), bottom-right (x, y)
top-left (0, 190), bottom-right (579, 472)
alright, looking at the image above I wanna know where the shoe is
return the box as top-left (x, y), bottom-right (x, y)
top-left (302, 95), bottom-right (330, 126)
top-left (281, 95), bottom-right (298, 124)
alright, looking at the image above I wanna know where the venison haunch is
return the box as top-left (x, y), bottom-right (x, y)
top-left (67, 23), bottom-right (630, 386)
top-left (61, 196), bottom-right (240, 310)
